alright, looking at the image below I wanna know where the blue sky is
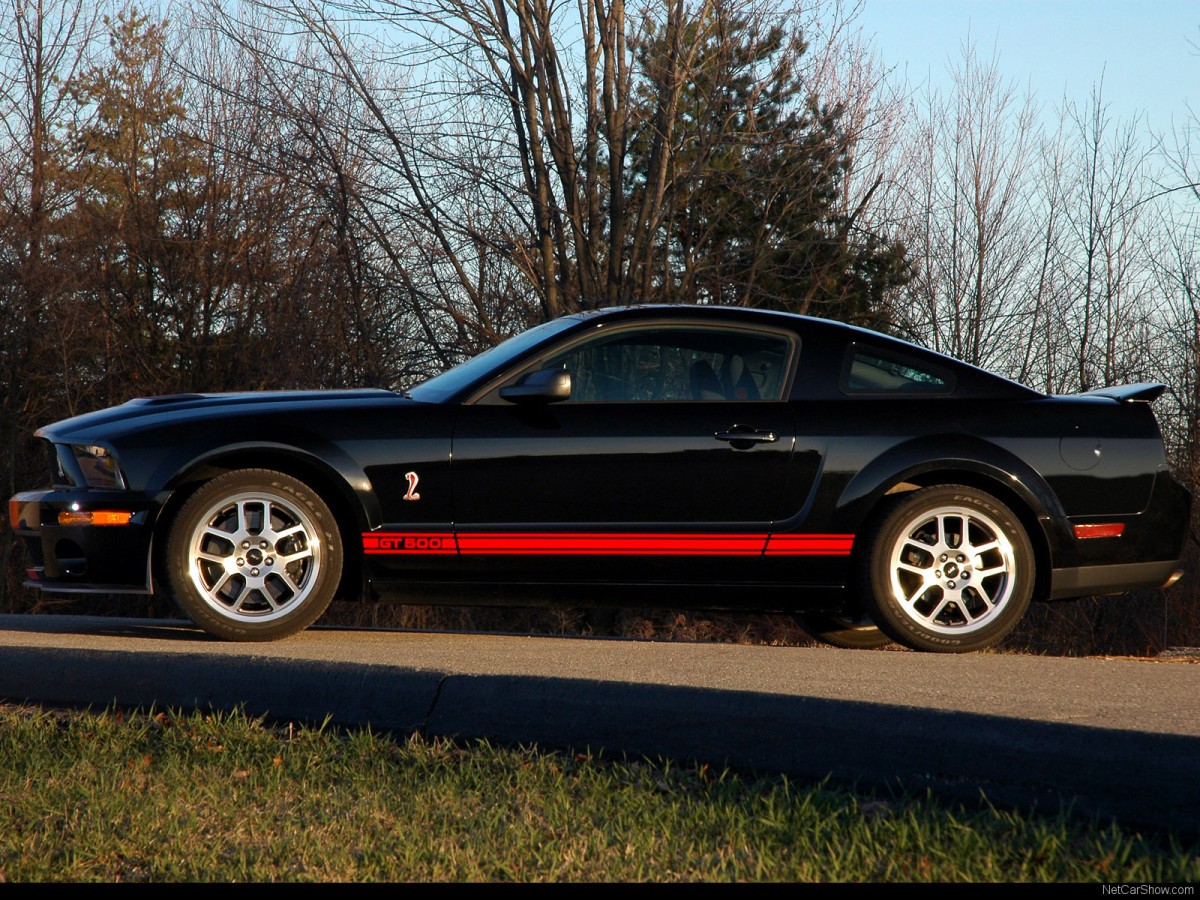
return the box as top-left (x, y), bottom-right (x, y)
top-left (856, 0), bottom-right (1199, 133)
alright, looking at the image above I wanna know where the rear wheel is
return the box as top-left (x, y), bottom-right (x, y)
top-left (861, 485), bottom-right (1033, 653)
top-left (166, 469), bottom-right (342, 641)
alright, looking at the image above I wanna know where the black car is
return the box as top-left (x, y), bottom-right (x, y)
top-left (8, 306), bottom-right (1191, 652)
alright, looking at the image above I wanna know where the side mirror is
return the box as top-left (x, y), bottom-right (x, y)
top-left (499, 368), bottom-right (572, 404)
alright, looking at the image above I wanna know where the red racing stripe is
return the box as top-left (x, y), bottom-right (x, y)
top-left (763, 534), bottom-right (854, 555)
top-left (456, 532), bottom-right (767, 556)
top-left (363, 531), bottom-right (856, 557)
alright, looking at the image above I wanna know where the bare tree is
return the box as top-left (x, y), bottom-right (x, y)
top-left (1151, 110), bottom-right (1200, 527)
top-left (203, 0), bottom-right (907, 350)
top-left (1057, 82), bottom-right (1156, 392)
top-left (171, 16), bottom-right (437, 391)
top-left (896, 42), bottom-right (1040, 369)
top-left (0, 0), bottom-right (100, 610)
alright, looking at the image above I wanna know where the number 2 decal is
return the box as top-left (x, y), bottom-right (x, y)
top-left (403, 470), bottom-right (421, 501)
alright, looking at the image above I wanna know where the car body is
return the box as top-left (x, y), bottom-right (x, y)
top-left (8, 305), bottom-right (1191, 651)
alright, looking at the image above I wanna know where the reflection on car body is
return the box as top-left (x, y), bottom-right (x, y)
top-left (8, 306), bottom-right (1191, 651)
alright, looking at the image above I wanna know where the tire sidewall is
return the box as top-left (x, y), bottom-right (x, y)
top-left (166, 469), bottom-right (343, 641)
top-left (862, 486), bottom-right (1034, 653)
top-left (794, 612), bottom-right (894, 650)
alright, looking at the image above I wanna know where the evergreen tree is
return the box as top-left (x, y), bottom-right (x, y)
top-left (626, 1), bottom-right (909, 326)
top-left (65, 7), bottom-right (197, 400)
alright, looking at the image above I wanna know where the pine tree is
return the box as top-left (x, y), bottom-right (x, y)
top-left (65, 7), bottom-right (197, 400)
top-left (625, 0), bottom-right (909, 326)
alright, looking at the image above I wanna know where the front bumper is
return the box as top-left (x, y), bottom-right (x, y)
top-left (9, 490), bottom-right (159, 593)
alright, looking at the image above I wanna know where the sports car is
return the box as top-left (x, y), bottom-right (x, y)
top-left (8, 305), bottom-right (1191, 651)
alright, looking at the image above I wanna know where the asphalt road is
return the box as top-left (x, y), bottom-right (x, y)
top-left (1, 614), bottom-right (1198, 837)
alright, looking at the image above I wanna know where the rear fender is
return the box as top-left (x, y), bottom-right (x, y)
top-left (835, 434), bottom-right (1064, 528)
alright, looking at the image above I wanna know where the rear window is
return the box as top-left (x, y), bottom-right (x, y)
top-left (840, 345), bottom-right (954, 396)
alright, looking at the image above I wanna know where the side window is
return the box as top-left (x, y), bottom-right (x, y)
top-left (540, 326), bottom-right (793, 402)
top-left (841, 346), bottom-right (954, 396)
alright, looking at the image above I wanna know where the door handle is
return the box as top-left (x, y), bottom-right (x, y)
top-left (714, 426), bottom-right (778, 444)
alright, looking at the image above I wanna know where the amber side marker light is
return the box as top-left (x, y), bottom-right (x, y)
top-left (58, 510), bottom-right (134, 526)
top-left (8, 500), bottom-right (21, 529)
top-left (1073, 523), bottom-right (1125, 539)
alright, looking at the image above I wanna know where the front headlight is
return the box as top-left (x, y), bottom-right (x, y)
top-left (70, 444), bottom-right (127, 490)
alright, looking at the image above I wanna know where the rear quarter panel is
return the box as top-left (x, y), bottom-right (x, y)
top-left (767, 392), bottom-right (1172, 589)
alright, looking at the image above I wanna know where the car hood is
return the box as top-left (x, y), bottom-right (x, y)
top-left (36, 389), bottom-right (404, 443)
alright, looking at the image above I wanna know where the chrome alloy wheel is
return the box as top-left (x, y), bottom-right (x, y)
top-left (887, 505), bottom-right (1017, 635)
top-left (186, 490), bottom-right (322, 623)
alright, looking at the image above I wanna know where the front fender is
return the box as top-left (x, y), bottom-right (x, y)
top-left (101, 414), bottom-right (384, 532)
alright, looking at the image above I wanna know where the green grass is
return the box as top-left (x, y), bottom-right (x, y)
top-left (0, 704), bottom-right (1195, 882)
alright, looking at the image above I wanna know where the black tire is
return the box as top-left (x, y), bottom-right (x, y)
top-left (166, 469), bottom-right (343, 641)
top-left (794, 612), bottom-right (893, 649)
top-left (860, 485), bottom-right (1034, 653)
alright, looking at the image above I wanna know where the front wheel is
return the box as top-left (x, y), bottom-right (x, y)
top-left (166, 469), bottom-right (343, 641)
top-left (861, 485), bottom-right (1034, 653)
top-left (794, 612), bottom-right (893, 649)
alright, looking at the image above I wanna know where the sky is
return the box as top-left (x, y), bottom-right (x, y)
top-left (855, 0), bottom-right (1199, 134)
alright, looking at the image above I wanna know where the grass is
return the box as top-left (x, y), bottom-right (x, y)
top-left (0, 705), bottom-right (1196, 882)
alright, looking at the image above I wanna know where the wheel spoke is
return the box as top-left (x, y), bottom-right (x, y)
top-left (234, 501), bottom-right (250, 535)
top-left (204, 571), bottom-right (237, 604)
top-left (232, 587), bottom-right (277, 613)
top-left (277, 568), bottom-right (304, 595)
top-left (275, 548), bottom-right (313, 566)
top-left (901, 535), bottom-right (933, 555)
top-left (943, 514), bottom-right (967, 549)
top-left (271, 524), bottom-right (306, 543)
top-left (264, 500), bottom-right (288, 536)
top-left (932, 515), bottom-right (947, 546)
top-left (925, 595), bottom-right (954, 623)
top-left (201, 526), bottom-right (234, 545)
top-left (902, 580), bottom-right (933, 606)
top-left (961, 594), bottom-right (989, 620)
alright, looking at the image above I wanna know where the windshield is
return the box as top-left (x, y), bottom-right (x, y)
top-left (407, 317), bottom-right (581, 403)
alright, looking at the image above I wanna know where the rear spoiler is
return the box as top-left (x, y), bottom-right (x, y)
top-left (1077, 383), bottom-right (1166, 403)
